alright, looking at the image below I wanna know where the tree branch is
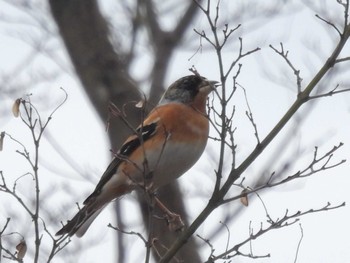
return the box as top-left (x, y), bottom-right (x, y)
top-left (206, 202), bottom-right (344, 262)
top-left (160, 3), bottom-right (350, 261)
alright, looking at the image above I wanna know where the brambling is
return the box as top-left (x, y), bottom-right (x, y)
top-left (56, 75), bottom-right (218, 237)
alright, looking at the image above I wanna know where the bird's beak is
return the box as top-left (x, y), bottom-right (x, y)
top-left (208, 80), bottom-right (220, 90)
top-left (210, 80), bottom-right (220, 87)
top-left (199, 80), bottom-right (220, 94)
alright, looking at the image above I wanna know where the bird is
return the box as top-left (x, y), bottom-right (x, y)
top-left (56, 74), bottom-right (218, 237)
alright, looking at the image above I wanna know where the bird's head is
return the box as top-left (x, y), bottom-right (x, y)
top-left (159, 75), bottom-right (218, 106)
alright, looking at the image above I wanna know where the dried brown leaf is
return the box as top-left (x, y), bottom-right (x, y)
top-left (12, 99), bottom-right (21, 118)
top-left (240, 189), bottom-right (249, 207)
top-left (16, 239), bottom-right (27, 260)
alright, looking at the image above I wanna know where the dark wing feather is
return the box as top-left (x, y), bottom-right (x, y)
top-left (83, 122), bottom-right (158, 204)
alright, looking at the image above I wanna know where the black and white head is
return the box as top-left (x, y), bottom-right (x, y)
top-left (159, 75), bottom-right (218, 105)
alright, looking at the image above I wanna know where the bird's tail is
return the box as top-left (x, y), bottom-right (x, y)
top-left (56, 204), bottom-right (106, 237)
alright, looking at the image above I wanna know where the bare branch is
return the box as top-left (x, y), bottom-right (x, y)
top-left (193, 29), bottom-right (216, 48)
top-left (270, 43), bottom-right (303, 94)
top-left (160, 2), bottom-right (350, 260)
top-left (221, 24), bottom-right (241, 48)
top-left (225, 38), bottom-right (260, 80)
top-left (108, 223), bottom-right (148, 245)
top-left (294, 224), bottom-right (304, 263)
top-left (335, 56), bottom-right (350, 63)
top-left (0, 171), bottom-right (34, 217)
top-left (207, 202), bottom-right (345, 262)
top-left (308, 84), bottom-right (350, 99)
top-left (337, 0), bottom-right (349, 30)
top-left (40, 217), bottom-right (71, 263)
top-left (223, 143), bottom-right (346, 204)
top-left (197, 234), bottom-right (215, 261)
top-left (315, 14), bottom-right (342, 37)
top-left (241, 85), bottom-right (260, 145)
top-left (219, 221), bottom-right (230, 253)
top-left (0, 218), bottom-right (11, 235)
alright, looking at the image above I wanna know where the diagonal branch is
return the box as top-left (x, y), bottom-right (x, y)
top-left (206, 202), bottom-right (345, 262)
top-left (160, 5), bottom-right (350, 262)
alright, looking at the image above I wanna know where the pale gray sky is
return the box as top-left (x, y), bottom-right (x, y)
top-left (1, 1), bottom-right (350, 262)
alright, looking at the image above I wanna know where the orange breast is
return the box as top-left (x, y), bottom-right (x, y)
top-left (118, 103), bottom-right (210, 189)
top-left (146, 103), bottom-right (209, 143)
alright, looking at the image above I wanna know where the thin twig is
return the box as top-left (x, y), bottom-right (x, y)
top-left (222, 143), bottom-right (346, 204)
top-left (197, 234), bottom-right (215, 261)
top-left (240, 85), bottom-right (260, 145)
top-left (315, 14), bottom-right (342, 37)
top-left (308, 84), bottom-right (350, 100)
top-left (108, 223), bottom-right (148, 244)
top-left (160, 2), bottom-right (350, 261)
top-left (335, 56), bottom-right (350, 63)
top-left (207, 202), bottom-right (344, 262)
top-left (270, 43), bottom-right (303, 94)
top-left (294, 223), bottom-right (304, 263)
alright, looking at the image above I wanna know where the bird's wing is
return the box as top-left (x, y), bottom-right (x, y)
top-left (83, 121), bottom-right (158, 205)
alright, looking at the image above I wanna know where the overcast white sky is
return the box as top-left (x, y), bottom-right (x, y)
top-left (1, 1), bottom-right (350, 263)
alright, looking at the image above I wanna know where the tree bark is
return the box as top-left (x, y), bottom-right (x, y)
top-left (49, 0), bottom-right (141, 146)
